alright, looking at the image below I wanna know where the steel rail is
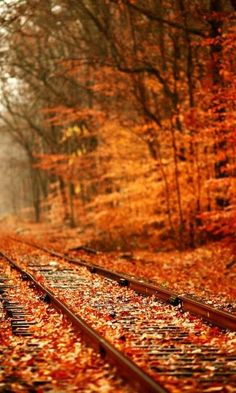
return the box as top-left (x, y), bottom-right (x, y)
top-left (0, 249), bottom-right (168, 393)
top-left (7, 237), bottom-right (236, 331)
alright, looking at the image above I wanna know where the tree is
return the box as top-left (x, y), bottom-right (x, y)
top-left (1, 0), bottom-right (235, 249)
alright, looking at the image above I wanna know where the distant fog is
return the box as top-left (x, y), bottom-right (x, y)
top-left (0, 133), bottom-right (32, 218)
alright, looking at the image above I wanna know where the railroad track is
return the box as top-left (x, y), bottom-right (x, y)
top-left (8, 236), bottom-right (236, 331)
top-left (0, 249), bottom-right (167, 393)
top-left (1, 238), bottom-right (236, 393)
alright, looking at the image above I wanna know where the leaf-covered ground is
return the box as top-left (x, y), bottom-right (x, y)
top-left (1, 237), bottom-right (236, 393)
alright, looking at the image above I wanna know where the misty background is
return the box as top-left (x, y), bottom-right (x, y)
top-left (0, 132), bottom-right (32, 219)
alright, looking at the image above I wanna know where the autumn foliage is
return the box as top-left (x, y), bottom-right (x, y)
top-left (0, 0), bottom-right (236, 250)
